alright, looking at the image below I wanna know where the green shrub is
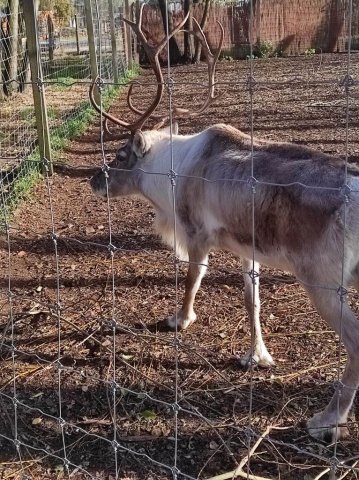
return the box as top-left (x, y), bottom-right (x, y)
top-left (304, 48), bottom-right (316, 57)
top-left (255, 40), bottom-right (274, 58)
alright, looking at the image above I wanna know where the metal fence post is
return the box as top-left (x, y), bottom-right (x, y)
top-left (23, 0), bottom-right (52, 174)
top-left (84, 0), bottom-right (100, 103)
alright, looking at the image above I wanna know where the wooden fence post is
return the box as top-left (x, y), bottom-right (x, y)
top-left (122, 1), bottom-right (129, 67)
top-left (132, 0), bottom-right (140, 64)
top-left (8, 0), bottom-right (19, 96)
top-left (74, 14), bottom-right (80, 55)
top-left (255, 0), bottom-right (261, 46)
top-left (23, 0), bottom-right (52, 174)
top-left (84, 0), bottom-right (99, 103)
top-left (108, 0), bottom-right (119, 83)
top-left (124, 0), bottom-right (133, 70)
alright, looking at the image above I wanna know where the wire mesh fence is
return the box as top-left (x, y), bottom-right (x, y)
top-left (0, 0), bottom-right (132, 213)
top-left (1, 0), bottom-right (359, 479)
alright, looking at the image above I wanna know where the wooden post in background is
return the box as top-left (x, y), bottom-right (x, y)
top-left (84, 0), bottom-right (99, 102)
top-left (255, 0), bottom-right (261, 47)
top-left (75, 14), bottom-right (80, 55)
top-left (122, 0), bottom-right (129, 67)
top-left (132, 0), bottom-right (140, 65)
top-left (23, 0), bottom-right (52, 173)
top-left (108, 0), bottom-right (119, 83)
top-left (7, 0), bottom-right (19, 96)
top-left (124, 0), bottom-right (133, 70)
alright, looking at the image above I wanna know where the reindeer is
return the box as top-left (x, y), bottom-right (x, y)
top-left (89, 7), bottom-right (359, 442)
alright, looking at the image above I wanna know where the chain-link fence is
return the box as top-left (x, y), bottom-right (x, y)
top-left (1, 0), bottom-right (359, 479)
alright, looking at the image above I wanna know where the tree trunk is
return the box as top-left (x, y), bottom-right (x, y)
top-left (194, 0), bottom-right (211, 63)
top-left (18, 40), bottom-right (30, 93)
top-left (1, 8), bottom-right (11, 96)
top-left (17, 2), bottom-right (30, 94)
top-left (7, 0), bottom-right (19, 95)
top-left (158, 0), bottom-right (182, 64)
top-left (47, 13), bottom-right (55, 62)
top-left (1, 1), bottom-right (19, 96)
top-left (0, 23), bottom-right (4, 100)
top-left (74, 14), bottom-right (80, 54)
top-left (0, 12), bottom-right (7, 98)
top-left (183, 0), bottom-right (193, 63)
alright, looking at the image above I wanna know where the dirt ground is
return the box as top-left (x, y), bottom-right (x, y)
top-left (1, 54), bottom-right (359, 479)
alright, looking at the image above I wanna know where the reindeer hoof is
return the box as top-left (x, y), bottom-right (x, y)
top-left (239, 350), bottom-right (275, 369)
top-left (307, 413), bottom-right (349, 442)
top-left (166, 311), bottom-right (197, 331)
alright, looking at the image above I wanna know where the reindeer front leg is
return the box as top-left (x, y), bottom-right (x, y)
top-left (240, 258), bottom-right (274, 368)
top-left (167, 245), bottom-right (208, 330)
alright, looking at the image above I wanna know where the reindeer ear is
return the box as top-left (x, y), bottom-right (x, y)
top-left (172, 122), bottom-right (179, 135)
top-left (133, 130), bottom-right (151, 158)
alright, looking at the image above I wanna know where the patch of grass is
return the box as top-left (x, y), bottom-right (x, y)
top-left (12, 163), bottom-right (42, 202)
top-left (50, 100), bottom-right (95, 155)
top-left (47, 54), bottom-right (90, 80)
top-left (47, 106), bottom-right (58, 120)
top-left (50, 134), bottom-right (68, 152)
top-left (0, 157), bottom-right (42, 225)
top-left (52, 77), bottom-right (77, 90)
top-left (19, 106), bottom-right (36, 126)
top-left (20, 104), bottom-right (57, 127)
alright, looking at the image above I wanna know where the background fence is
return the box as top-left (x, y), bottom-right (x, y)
top-left (1, 0), bottom-right (359, 479)
top-left (141, 0), bottom-right (359, 59)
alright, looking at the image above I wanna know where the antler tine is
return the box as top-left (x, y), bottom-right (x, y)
top-left (189, 19), bottom-right (224, 115)
top-left (103, 117), bottom-right (131, 140)
top-left (88, 6), bottom-right (193, 135)
top-left (122, 4), bottom-right (148, 55)
top-left (126, 81), bottom-right (164, 121)
top-left (123, 9), bottom-right (190, 131)
top-left (88, 4), bottom-right (160, 134)
top-left (92, 4), bottom-right (188, 133)
top-left (126, 82), bottom-right (146, 116)
top-left (123, 6), bottom-right (189, 59)
top-left (160, 19), bottom-right (223, 120)
top-left (89, 78), bottom-right (133, 131)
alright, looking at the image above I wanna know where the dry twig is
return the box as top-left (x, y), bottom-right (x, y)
top-left (206, 426), bottom-right (291, 480)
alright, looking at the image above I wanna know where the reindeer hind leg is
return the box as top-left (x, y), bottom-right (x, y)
top-left (302, 282), bottom-right (359, 441)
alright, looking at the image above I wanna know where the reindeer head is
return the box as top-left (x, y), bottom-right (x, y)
top-left (90, 124), bottom-right (179, 198)
top-left (89, 4), bottom-right (223, 198)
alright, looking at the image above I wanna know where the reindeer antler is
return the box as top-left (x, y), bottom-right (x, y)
top-left (188, 18), bottom-right (224, 115)
top-left (89, 4), bottom-right (189, 136)
top-left (126, 17), bottom-right (224, 123)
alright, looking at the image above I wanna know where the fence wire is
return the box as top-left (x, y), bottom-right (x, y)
top-left (1, 0), bottom-right (359, 479)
